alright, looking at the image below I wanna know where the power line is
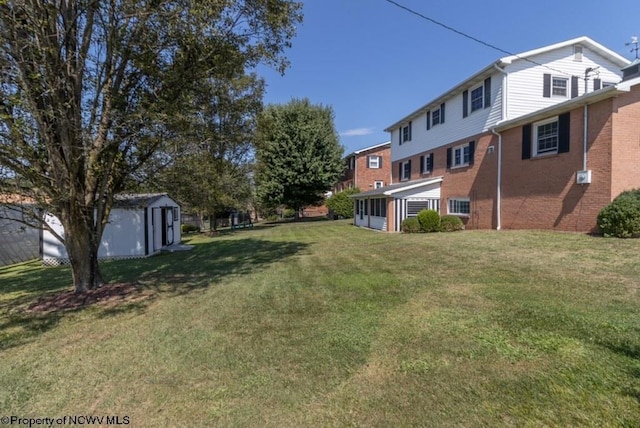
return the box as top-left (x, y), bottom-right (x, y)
top-left (382, 0), bottom-right (584, 80)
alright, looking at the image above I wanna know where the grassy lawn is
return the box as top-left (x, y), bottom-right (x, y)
top-left (1, 220), bottom-right (639, 426)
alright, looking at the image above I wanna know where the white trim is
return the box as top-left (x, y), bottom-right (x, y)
top-left (451, 143), bottom-right (471, 168)
top-left (448, 197), bottom-right (471, 216)
top-left (400, 160), bottom-right (410, 181)
top-left (533, 116), bottom-right (559, 157)
top-left (551, 76), bottom-right (569, 98)
top-left (374, 180), bottom-right (384, 189)
top-left (368, 155), bottom-right (381, 169)
top-left (353, 141), bottom-right (391, 155)
top-left (385, 177), bottom-right (443, 196)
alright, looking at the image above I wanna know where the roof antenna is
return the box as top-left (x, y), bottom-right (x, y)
top-left (626, 35), bottom-right (639, 59)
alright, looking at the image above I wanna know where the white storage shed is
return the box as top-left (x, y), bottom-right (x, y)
top-left (42, 193), bottom-right (181, 265)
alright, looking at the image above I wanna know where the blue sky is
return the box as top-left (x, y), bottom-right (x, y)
top-left (257, 0), bottom-right (640, 155)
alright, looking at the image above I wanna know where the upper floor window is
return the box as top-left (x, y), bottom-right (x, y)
top-left (463, 77), bottom-right (491, 118)
top-left (552, 77), bottom-right (568, 97)
top-left (399, 121), bottom-right (412, 144)
top-left (367, 155), bottom-right (381, 169)
top-left (400, 160), bottom-right (411, 181)
top-left (447, 141), bottom-right (475, 169)
top-left (426, 103), bottom-right (446, 130)
top-left (420, 153), bottom-right (434, 174)
top-left (544, 74), bottom-right (570, 98)
top-left (470, 86), bottom-right (484, 112)
top-left (533, 117), bottom-right (559, 156)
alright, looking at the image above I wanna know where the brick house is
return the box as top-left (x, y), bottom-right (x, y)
top-left (351, 37), bottom-right (640, 232)
top-left (334, 141), bottom-right (391, 193)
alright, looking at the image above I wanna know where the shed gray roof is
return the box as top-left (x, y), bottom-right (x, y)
top-left (113, 193), bottom-right (175, 209)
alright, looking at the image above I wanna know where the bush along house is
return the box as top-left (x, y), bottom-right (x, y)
top-left (351, 36), bottom-right (640, 233)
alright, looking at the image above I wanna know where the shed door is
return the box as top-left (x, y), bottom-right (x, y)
top-left (153, 208), bottom-right (163, 251)
top-left (166, 207), bottom-right (174, 245)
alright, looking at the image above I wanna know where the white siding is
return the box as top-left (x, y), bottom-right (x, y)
top-left (369, 216), bottom-right (386, 231)
top-left (505, 45), bottom-right (623, 119)
top-left (392, 72), bottom-right (503, 162)
top-left (100, 209), bottom-right (146, 257)
top-left (392, 183), bottom-right (441, 200)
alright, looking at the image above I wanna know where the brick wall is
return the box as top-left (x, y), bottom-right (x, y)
top-left (611, 86), bottom-right (640, 197)
top-left (353, 146), bottom-right (391, 191)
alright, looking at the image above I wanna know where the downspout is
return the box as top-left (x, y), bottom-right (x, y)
top-left (583, 104), bottom-right (588, 171)
top-left (491, 128), bottom-right (502, 231)
top-left (493, 63), bottom-right (508, 231)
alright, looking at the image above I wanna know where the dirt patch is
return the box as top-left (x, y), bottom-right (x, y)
top-left (27, 282), bottom-right (151, 314)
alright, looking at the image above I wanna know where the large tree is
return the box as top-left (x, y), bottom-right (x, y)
top-left (152, 73), bottom-right (263, 230)
top-left (0, 0), bottom-right (302, 293)
top-left (255, 98), bottom-right (344, 216)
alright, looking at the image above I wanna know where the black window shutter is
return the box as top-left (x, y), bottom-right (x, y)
top-left (366, 155), bottom-right (371, 168)
top-left (408, 121), bottom-right (412, 141)
top-left (468, 141), bottom-right (476, 165)
top-left (543, 74), bottom-right (551, 98)
top-left (594, 78), bottom-right (601, 91)
top-left (558, 113), bottom-right (570, 153)
top-left (407, 160), bottom-right (412, 180)
top-left (426, 111), bottom-right (431, 130)
top-left (429, 153), bottom-right (434, 172)
top-left (484, 77), bottom-right (491, 108)
top-left (571, 76), bottom-right (579, 98)
top-left (440, 103), bottom-right (446, 124)
top-left (398, 162), bottom-right (402, 180)
top-left (446, 148), bottom-right (452, 168)
top-left (378, 156), bottom-right (382, 169)
top-left (399, 128), bottom-right (402, 145)
top-left (462, 90), bottom-right (469, 117)
top-left (420, 155), bottom-right (425, 173)
top-left (522, 124), bottom-right (532, 159)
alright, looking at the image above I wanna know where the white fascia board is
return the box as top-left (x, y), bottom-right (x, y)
top-left (500, 36), bottom-right (630, 67)
top-left (354, 141), bottom-right (391, 154)
top-left (384, 177), bottom-right (443, 196)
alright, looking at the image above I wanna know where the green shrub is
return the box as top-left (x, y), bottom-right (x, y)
top-left (283, 208), bottom-right (296, 218)
top-left (417, 209), bottom-right (440, 233)
top-left (440, 215), bottom-right (465, 232)
top-left (401, 217), bottom-right (421, 233)
top-left (326, 187), bottom-right (361, 218)
top-left (597, 189), bottom-right (640, 238)
top-left (181, 224), bottom-right (200, 233)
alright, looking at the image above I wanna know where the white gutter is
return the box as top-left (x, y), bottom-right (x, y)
top-left (492, 64), bottom-right (508, 231)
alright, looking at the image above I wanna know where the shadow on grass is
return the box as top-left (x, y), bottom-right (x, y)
top-left (0, 236), bottom-right (308, 350)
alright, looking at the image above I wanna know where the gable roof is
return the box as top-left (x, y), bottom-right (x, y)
top-left (113, 193), bottom-right (176, 209)
top-left (384, 37), bottom-right (631, 132)
top-left (349, 176), bottom-right (443, 198)
top-left (345, 141), bottom-right (391, 158)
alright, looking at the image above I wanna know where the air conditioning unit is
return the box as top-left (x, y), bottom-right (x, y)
top-left (576, 170), bottom-right (592, 184)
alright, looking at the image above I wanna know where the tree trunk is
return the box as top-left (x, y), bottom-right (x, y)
top-left (61, 208), bottom-right (105, 293)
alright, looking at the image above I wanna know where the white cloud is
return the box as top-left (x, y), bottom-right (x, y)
top-left (340, 127), bottom-right (374, 137)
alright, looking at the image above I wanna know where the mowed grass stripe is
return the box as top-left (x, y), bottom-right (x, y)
top-left (0, 220), bottom-right (638, 426)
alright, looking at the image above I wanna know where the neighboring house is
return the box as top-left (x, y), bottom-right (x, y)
top-left (334, 141), bottom-right (391, 193)
top-left (351, 37), bottom-right (640, 232)
top-left (42, 193), bottom-right (181, 265)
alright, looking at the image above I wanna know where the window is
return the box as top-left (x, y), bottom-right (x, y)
top-left (470, 86), bottom-right (484, 112)
top-left (431, 108), bottom-right (441, 126)
top-left (573, 45), bottom-right (582, 61)
top-left (421, 153), bottom-right (433, 174)
top-left (400, 121), bottom-right (412, 144)
top-left (348, 156), bottom-right (355, 170)
top-left (552, 77), bottom-right (568, 97)
top-left (173, 207), bottom-right (179, 221)
top-left (453, 144), bottom-right (470, 167)
top-left (401, 161), bottom-right (411, 181)
top-left (371, 198), bottom-right (386, 217)
top-left (374, 181), bottom-right (384, 189)
top-left (448, 198), bottom-right (470, 216)
top-left (368, 155), bottom-right (381, 169)
top-left (533, 117), bottom-right (559, 156)
top-left (426, 103), bottom-right (445, 130)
